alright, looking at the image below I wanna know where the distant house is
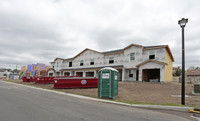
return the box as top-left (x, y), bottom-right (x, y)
top-left (173, 66), bottom-right (181, 76)
top-left (10, 69), bottom-right (20, 79)
top-left (0, 68), bottom-right (11, 79)
top-left (186, 70), bottom-right (200, 83)
top-left (48, 43), bottom-right (174, 82)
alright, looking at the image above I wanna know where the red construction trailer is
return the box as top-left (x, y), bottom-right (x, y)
top-left (54, 77), bottom-right (98, 89)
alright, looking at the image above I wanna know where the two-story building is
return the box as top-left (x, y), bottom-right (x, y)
top-left (48, 43), bottom-right (174, 82)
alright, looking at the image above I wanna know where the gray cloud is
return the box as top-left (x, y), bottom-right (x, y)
top-left (0, 0), bottom-right (200, 69)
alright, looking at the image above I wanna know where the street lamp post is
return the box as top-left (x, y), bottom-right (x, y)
top-left (178, 18), bottom-right (188, 105)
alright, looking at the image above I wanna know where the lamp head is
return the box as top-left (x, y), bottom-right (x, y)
top-left (178, 18), bottom-right (188, 28)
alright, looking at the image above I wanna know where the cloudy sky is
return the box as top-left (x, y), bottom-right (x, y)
top-left (0, 0), bottom-right (199, 69)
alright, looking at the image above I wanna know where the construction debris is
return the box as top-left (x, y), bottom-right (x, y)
top-left (188, 109), bottom-right (200, 114)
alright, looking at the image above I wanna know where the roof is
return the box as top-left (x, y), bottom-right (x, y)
top-left (53, 57), bottom-right (74, 63)
top-left (187, 70), bottom-right (200, 76)
top-left (63, 58), bottom-right (73, 61)
top-left (123, 43), bottom-right (143, 50)
top-left (54, 57), bottom-right (64, 61)
top-left (50, 43), bottom-right (174, 63)
top-left (0, 68), bottom-right (9, 72)
top-left (73, 48), bottom-right (102, 59)
top-left (48, 68), bottom-right (55, 72)
top-left (102, 49), bottom-right (124, 55)
top-left (136, 60), bottom-right (167, 67)
top-left (144, 45), bottom-right (168, 49)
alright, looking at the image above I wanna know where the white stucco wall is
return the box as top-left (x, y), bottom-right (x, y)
top-left (49, 46), bottom-right (167, 81)
top-left (123, 46), bottom-right (143, 68)
top-left (51, 47), bottom-right (166, 71)
top-left (53, 59), bottom-right (63, 71)
top-left (142, 48), bottom-right (165, 63)
top-left (103, 53), bottom-right (124, 67)
top-left (73, 50), bottom-right (104, 68)
top-left (48, 70), bottom-right (55, 76)
top-left (124, 69), bottom-right (137, 81)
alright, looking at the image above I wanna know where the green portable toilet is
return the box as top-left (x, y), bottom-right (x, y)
top-left (98, 67), bottom-right (118, 99)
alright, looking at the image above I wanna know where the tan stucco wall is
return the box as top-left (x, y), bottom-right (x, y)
top-left (164, 49), bottom-right (173, 82)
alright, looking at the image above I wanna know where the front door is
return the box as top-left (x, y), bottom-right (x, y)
top-left (136, 70), bottom-right (139, 81)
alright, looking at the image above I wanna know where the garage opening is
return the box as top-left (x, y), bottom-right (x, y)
top-left (64, 72), bottom-right (70, 76)
top-left (49, 73), bottom-right (53, 77)
top-left (76, 72), bottom-right (83, 77)
top-left (86, 72), bottom-right (94, 77)
top-left (142, 69), bottom-right (160, 82)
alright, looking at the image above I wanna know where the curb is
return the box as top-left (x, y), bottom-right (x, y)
top-left (0, 80), bottom-right (194, 112)
top-left (193, 113), bottom-right (200, 117)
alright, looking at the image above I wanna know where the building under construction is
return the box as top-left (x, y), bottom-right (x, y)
top-left (20, 63), bottom-right (50, 77)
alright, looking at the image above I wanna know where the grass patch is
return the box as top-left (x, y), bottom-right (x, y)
top-left (160, 103), bottom-right (183, 107)
top-left (113, 99), bottom-right (155, 105)
top-left (189, 100), bottom-right (200, 103)
top-left (114, 100), bottom-right (189, 107)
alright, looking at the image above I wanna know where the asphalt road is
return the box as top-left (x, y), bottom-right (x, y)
top-left (0, 81), bottom-right (195, 121)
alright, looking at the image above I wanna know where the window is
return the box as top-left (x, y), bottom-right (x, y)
top-left (149, 50), bottom-right (155, 60)
top-left (109, 57), bottom-right (114, 64)
top-left (80, 60), bottom-right (84, 66)
top-left (129, 70), bottom-right (134, 77)
top-left (90, 59), bottom-right (94, 65)
top-left (69, 62), bottom-right (72, 67)
top-left (49, 73), bottom-right (53, 77)
top-left (86, 72), bottom-right (94, 77)
top-left (130, 53), bottom-right (135, 60)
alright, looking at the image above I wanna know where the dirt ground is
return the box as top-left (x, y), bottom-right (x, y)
top-left (2, 79), bottom-right (200, 108)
